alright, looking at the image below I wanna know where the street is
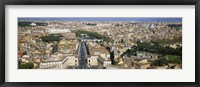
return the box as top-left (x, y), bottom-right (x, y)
top-left (77, 41), bottom-right (88, 69)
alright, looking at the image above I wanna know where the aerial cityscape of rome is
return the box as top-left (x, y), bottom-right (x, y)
top-left (18, 17), bottom-right (182, 69)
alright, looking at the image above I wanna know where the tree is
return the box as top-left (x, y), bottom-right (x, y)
top-left (166, 55), bottom-right (181, 64)
top-left (18, 60), bottom-right (22, 65)
top-left (151, 58), bottom-right (168, 66)
top-left (74, 30), bottom-right (113, 42)
top-left (19, 62), bottom-right (34, 69)
top-left (40, 34), bottom-right (63, 42)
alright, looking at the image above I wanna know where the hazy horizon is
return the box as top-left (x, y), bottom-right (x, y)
top-left (18, 17), bottom-right (182, 22)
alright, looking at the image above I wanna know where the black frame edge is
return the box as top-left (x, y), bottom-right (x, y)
top-left (0, 0), bottom-right (5, 86)
top-left (2, 0), bottom-right (200, 5)
top-left (196, 1), bottom-right (200, 85)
